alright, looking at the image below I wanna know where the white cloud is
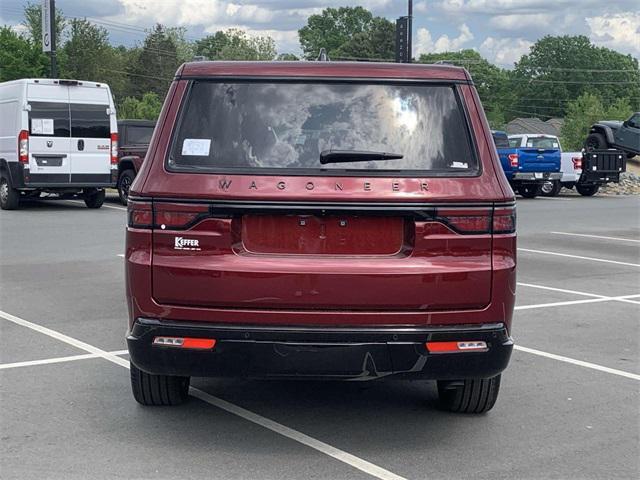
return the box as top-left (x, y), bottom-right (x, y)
top-left (489, 13), bottom-right (554, 31)
top-left (415, 23), bottom-right (474, 55)
top-left (225, 3), bottom-right (275, 23)
top-left (479, 36), bottom-right (533, 66)
top-left (586, 12), bottom-right (640, 56)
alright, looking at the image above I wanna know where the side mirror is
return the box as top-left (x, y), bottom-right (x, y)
top-left (623, 120), bottom-right (629, 127)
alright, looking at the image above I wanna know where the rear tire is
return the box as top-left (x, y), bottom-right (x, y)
top-left (83, 188), bottom-right (105, 208)
top-left (518, 184), bottom-right (540, 198)
top-left (585, 132), bottom-right (607, 151)
top-left (130, 363), bottom-right (190, 406)
top-left (0, 175), bottom-right (20, 210)
top-left (437, 375), bottom-right (501, 414)
top-left (576, 184), bottom-right (600, 197)
top-left (541, 180), bottom-right (561, 197)
top-left (117, 169), bottom-right (135, 206)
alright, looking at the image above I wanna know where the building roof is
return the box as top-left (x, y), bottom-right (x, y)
top-left (506, 117), bottom-right (564, 136)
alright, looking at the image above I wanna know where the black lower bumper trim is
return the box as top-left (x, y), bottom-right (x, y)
top-left (127, 319), bottom-right (513, 380)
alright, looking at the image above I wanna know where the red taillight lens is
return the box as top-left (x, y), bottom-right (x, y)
top-left (127, 200), bottom-right (153, 229)
top-left (154, 203), bottom-right (210, 230)
top-left (437, 208), bottom-right (492, 234)
top-left (493, 207), bottom-right (516, 234)
top-left (18, 130), bottom-right (29, 163)
top-left (572, 157), bottom-right (582, 170)
top-left (508, 153), bottom-right (518, 167)
top-left (110, 132), bottom-right (118, 165)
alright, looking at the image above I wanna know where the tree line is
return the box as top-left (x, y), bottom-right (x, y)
top-left (1, 4), bottom-right (638, 150)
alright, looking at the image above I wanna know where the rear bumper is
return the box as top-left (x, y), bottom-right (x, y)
top-left (127, 318), bottom-right (513, 380)
top-left (512, 172), bottom-right (562, 181)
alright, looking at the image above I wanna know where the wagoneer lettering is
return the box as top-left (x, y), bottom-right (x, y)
top-left (125, 61), bottom-right (516, 413)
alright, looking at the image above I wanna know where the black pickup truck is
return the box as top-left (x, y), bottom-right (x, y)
top-left (116, 120), bottom-right (155, 205)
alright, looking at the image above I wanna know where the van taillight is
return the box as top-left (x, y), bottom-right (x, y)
top-left (572, 157), bottom-right (582, 170)
top-left (127, 201), bottom-right (153, 229)
top-left (492, 207), bottom-right (516, 234)
top-left (508, 153), bottom-right (518, 167)
top-left (18, 130), bottom-right (29, 163)
top-left (110, 133), bottom-right (118, 165)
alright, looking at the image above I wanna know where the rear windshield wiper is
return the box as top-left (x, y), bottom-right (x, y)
top-left (320, 150), bottom-right (403, 165)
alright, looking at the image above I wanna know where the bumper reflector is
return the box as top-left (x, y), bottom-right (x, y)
top-left (153, 336), bottom-right (216, 350)
top-left (426, 341), bottom-right (488, 353)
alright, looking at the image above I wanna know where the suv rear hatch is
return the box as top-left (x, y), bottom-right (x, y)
top-left (146, 80), bottom-right (501, 312)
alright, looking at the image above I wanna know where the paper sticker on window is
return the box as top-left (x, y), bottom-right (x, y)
top-left (526, 142), bottom-right (533, 147)
top-left (31, 119), bottom-right (43, 134)
top-left (42, 119), bottom-right (54, 135)
top-left (552, 142), bottom-right (558, 148)
top-left (451, 161), bottom-right (468, 169)
top-left (182, 139), bottom-right (211, 156)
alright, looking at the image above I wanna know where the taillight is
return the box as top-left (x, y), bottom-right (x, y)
top-left (572, 157), bottom-right (582, 170)
top-left (110, 132), bottom-right (118, 165)
top-left (127, 200), bottom-right (153, 229)
top-left (127, 201), bottom-right (210, 230)
top-left (508, 153), bottom-right (518, 167)
top-left (18, 130), bottom-right (29, 163)
top-left (493, 206), bottom-right (516, 234)
top-left (154, 203), bottom-right (210, 230)
top-left (153, 337), bottom-right (216, 350)
top-left (437, 208), bottom-right (492, 234)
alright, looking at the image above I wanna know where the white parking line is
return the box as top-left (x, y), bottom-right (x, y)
top-left (0, 350), bottom-right (128, 370)
top-left (65, 200), bottom-right (127, 211)
top-left (514, 345), bottom-right (640, 381)
top-left (0, 310), bottom-right (407, 480)
top-left (551, 231), bottom-right (640, 244)
top-left (518, 248), bottom-right (640, 268)
top-left (517, 282), bottom-right (640, 306)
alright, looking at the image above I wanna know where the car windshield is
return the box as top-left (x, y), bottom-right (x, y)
top-left (168, 81), bottom-right (478, 175)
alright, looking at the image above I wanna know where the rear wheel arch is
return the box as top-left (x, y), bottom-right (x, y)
top-left (589, 125), bottom-right (615, 145)
top-left (0, 159), bottom-right (13, 183)
top-left (118, 158), bottom-right (136, 174)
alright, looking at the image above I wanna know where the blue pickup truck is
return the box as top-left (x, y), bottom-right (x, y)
top-left (492, 131), bottom-right (562, 198)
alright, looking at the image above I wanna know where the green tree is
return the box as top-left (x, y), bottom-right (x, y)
top-left (195, 29), bottom-right (276, 60)
top-left (128, 24), bottom-right (180, 98)
top-left (511, 35), bottom-right (640, 119)
top-left (59, 19), bottom-right (110, 80)
top-left (418, 50), bottom-right (511, 128)
top-left (117, 92), bottom-right (163, 120)
top-left (560, 93), bottom-right (633, 150)
top-left (166, 26), bottom-right (195, 63)
top-left (298, 7), bottom-right (385, 60)
top-left (0, 26), bottom-right (48, 81)
top-left (333, 17), bottom-right (395, 61)
top-left (277, 53), bottom-right (299, 61)
top-left (22, 1), bottom-right (66, 49)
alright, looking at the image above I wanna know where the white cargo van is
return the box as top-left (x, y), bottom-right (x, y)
top-left (0, 78), bottom-right (118, 210)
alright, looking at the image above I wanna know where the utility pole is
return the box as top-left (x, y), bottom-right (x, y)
top-left (395, 0), bottom-right (413, 63)
top-left (407, 0), bottom-right (413, 63)
top-left (42, 0), bottom-right (57, 78)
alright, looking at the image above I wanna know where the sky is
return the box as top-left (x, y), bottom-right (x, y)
top-left (1, 0), bottom-right (639, 67)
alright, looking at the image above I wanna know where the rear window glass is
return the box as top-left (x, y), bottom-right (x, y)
top-left (28, 102), bottom-right (70, 137)
top-left (525, 137), bottom-right (559, 149)
top-left (508, 138), bottom-right (521, 148)
top-left (126, 126), bottom-right (154, 145)
top-left (492, 133), bottom-right (509, 148)
top-left (168, 81), bottom-right (478, 175)
top-left (70, 104), bottom-right (110, 138)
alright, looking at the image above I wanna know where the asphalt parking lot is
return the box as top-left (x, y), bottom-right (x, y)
top-left (1, 193), bottom-right (638, 480)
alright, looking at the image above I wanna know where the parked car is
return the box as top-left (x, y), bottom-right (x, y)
top-left (586, 112), bottom-right (640, 158)
top-left (125, 61), bottom-right (516, 413)
top-left (0, 78), bottom-right (117, 210)
top-left (492, 131), bottom-right (561, 198)
top-left (116, 119), bottom-right (155, 205)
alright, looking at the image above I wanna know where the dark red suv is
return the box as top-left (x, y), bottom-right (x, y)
top-left (125, 61), bottom-right (516, 413)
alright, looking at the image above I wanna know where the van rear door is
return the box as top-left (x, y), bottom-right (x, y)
top-left (68, 86), bottom-right (112, 184)
top-left (26, 83), bottom-right (71, 184)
